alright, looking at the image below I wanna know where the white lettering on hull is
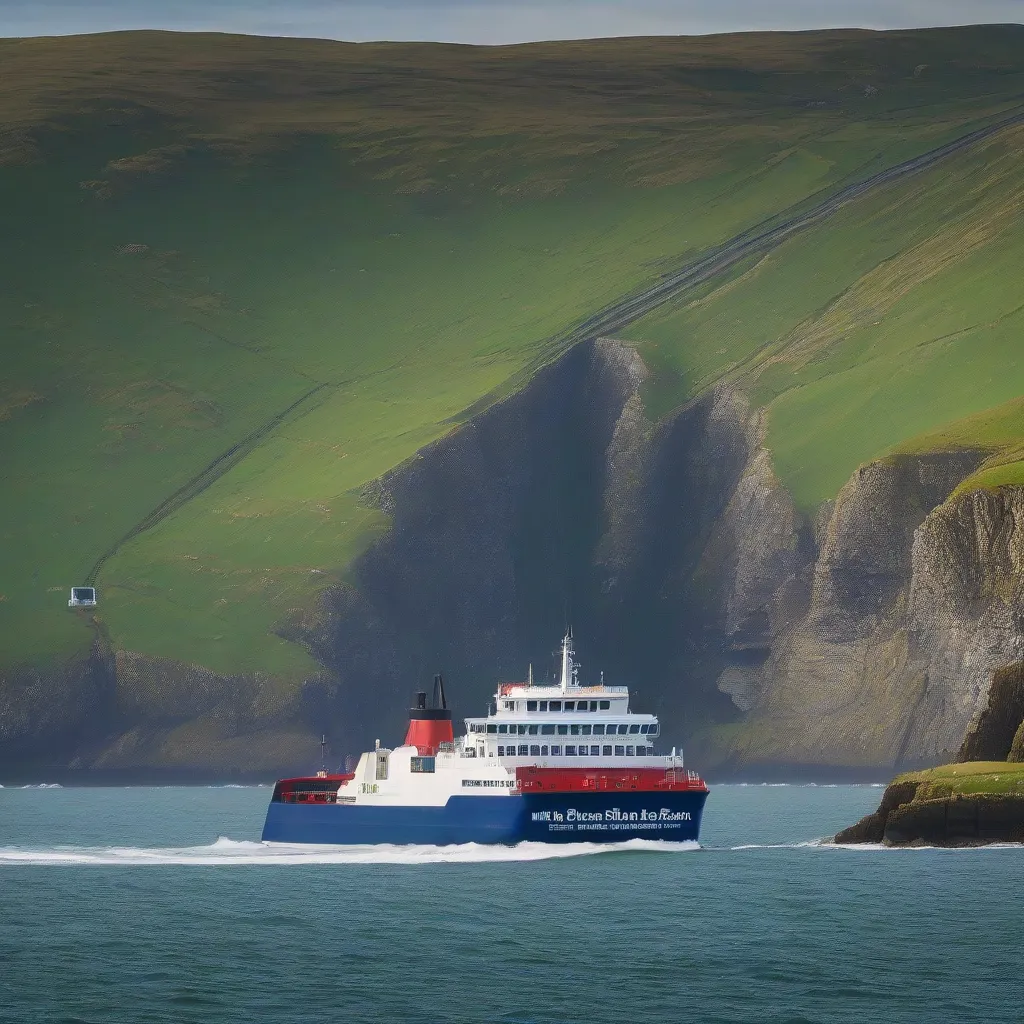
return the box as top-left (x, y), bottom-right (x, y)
top-left (531, 806), bottom-right (693, 830)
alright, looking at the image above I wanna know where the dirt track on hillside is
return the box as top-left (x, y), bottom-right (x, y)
top-left (558, 103), bottom-right (1024, 346)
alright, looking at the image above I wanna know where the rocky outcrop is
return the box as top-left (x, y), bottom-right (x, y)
top-left (836, 775), bottom-right (1024, 846)
top-left (692, 451), bottom-right (992, 770)
top-left (958, 662), bottom-right (1024, 762)
top-left (834, 780), bottom-right (920, 843)
top-left (903, 488), bottom-right (1024, 760)
top-left (0, 640), bottom-right (114, 768)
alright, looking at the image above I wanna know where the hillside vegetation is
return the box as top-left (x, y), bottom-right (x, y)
top-left (2, 27), bottom-right (1024, 704)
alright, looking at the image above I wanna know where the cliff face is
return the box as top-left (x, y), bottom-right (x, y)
top-left (5, 338), bottom-right (1024, 776)
top-left (303, 339), bottom-right (755, 756)
top-left (696, 454), bottom-right (1024, 771)
top-left (696, 451), bottom-right (995, 770)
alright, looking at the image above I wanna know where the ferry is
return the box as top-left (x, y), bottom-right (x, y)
top-left (261, 632), bottom-right (708, 846)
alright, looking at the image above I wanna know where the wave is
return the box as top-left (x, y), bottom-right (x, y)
top-left (0, 836), bottom-right (700, 866)
top-left (722, 840), bottom-right (1024, 852)
top-left (17, 783), bottom-right (63, 789)
top-left (719, 782), bottom-right (886, 789)
top-left (727, 840), bottom-right (828, 850)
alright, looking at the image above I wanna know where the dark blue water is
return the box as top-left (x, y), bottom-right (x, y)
top-left (1, 784), bottom-right (1021, 1023)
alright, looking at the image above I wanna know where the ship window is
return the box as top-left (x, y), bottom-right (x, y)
top-left (603, 745), bottom-right (613, 756)
top-left (376, 754), bottom-right (389, 781)
top-left (498, 725), bottom-right (508, 734)
top-left (527, 700), bottom-right (537, 712)
top-left (599, 701), bottom-right (610, 710)
top-left (590, 745), bottom-right (600, 756)
top-left (565, 745), bottom-right (576, 756)
top-left (618, 725), bottom-right (629, 735)
top-left (549, 701), bottom-right (562, 712)
top-left (640, 724), bottom-right (650, 734)
top-left (565, 701), bottom-right (576, 711)
top-left (503, 700), bottom-right (513, 710)
top-left (557, 725), bottom-right (568, 736)
top-left (518, 744), bottom-right (529, 756)
top-left (649, 724), bottom-right (659, 736)
top-left (570, 724), bottom-right (580, 735)
top-left (590, 701), bottom-right (599, 711)
top-left (530, 744), bottom-right (540, 756)
top-left (541, 745), bottom-right (549, 755)
top-left (629, 724), bottom-right (640, 734)
top-left (487, 724), bottom-right (497, 734)
top-left (410, 756), bottom-right (436, 773)
top-left (541, 724), bottom-right (555, 735)
top-left (615, 745), bottom-right (625, 756)
top-left (528, 725), bottom-right (538, 735)
top-left (521, 725), bottom-right (530, 735)
top-left (539, 701), bottom-right (548, 712)
top-left (576, 702), bottom-right (588, 713)
top-left (581, 724), bottom-right (592, 736)
top-left (551, 745), bottom-right (561, 756)
top-left (626, 746), bottom-right (635, 756)
top-left (593, 724), bottom-right (605, 735)
top-left (497, 745), bottom-right (504, 756)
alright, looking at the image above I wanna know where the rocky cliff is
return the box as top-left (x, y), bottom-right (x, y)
top-left (5, 339), bottom-right (1024, 776)
top-left (835, 764), bottom-right (1024, 846)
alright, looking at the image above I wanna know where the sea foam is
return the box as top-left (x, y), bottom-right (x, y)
top-left (0, 836), bottom-right (700, 867)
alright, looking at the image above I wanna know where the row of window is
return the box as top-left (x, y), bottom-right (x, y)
top-left (495, 744), bottom-right (652, 757)
top-left (471, 722), bottom-right (658, 736)
top-left (502, 699), bottom-right (612, 713)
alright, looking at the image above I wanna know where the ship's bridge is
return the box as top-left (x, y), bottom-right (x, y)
top-left (460, 632), bottom-right (663, 766)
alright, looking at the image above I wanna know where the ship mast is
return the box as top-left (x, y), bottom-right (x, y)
top-left (559, 629), bottom-right (574, 692)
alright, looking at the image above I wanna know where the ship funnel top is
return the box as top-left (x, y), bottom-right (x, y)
top-left (432, 673), bottom-right (448, 711)
top-left (405, 673), bottom-right (454, 754)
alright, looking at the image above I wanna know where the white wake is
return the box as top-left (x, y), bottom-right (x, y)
top-left (0, 836), bottom-right (700, 866)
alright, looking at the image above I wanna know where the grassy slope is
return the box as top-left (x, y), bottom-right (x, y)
top-left (2, 27), bottom-right (1024, 680)
top-left (622, 119), bottom-right (1024, 508)
top-left (895, 761), bottom-right (1024, 798)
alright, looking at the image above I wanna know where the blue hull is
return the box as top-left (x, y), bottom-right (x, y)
top-left (261, 790), bottom-right (708, 846)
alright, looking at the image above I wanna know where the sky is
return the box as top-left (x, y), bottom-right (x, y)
top-left (0, 0), bottom-right (1021, 44)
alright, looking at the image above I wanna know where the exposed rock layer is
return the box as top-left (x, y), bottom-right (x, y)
top-left (958, 662), bottom-right (1024, 762)
top-left (835, 777), bottom-right (1024, 846)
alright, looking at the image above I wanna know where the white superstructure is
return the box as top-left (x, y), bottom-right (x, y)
top-left (463, 631), bottom-right (663, 767)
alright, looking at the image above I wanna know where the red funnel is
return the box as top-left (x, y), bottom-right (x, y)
top-left (404, 675), bottom-right (454, 754)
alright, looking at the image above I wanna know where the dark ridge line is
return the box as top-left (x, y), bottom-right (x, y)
top-left (85, 382), bottom-right (333, 585)
top-left (549, 102), bottom-right (1024, 350)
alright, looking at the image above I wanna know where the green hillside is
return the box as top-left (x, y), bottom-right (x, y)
top-left (623, 120), bottom-right (1024, 508)
top-left (3, 27), bottom-right (1024, 687)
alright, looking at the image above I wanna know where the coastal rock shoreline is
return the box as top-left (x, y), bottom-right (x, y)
top-left (835, 773), bottom-right (1024, 847)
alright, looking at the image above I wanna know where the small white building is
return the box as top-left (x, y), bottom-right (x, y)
top-left (68, 587), bottom-right (97, 608)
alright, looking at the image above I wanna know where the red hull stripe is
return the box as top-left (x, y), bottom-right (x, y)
top-left (516, 766), bottom-right (706, 793)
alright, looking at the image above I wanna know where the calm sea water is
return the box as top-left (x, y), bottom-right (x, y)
top-left (1, 784), bottom-right (1022, 1024)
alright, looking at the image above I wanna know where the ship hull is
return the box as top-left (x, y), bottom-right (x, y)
top-left (261, 789), bottom-right (707, 846)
